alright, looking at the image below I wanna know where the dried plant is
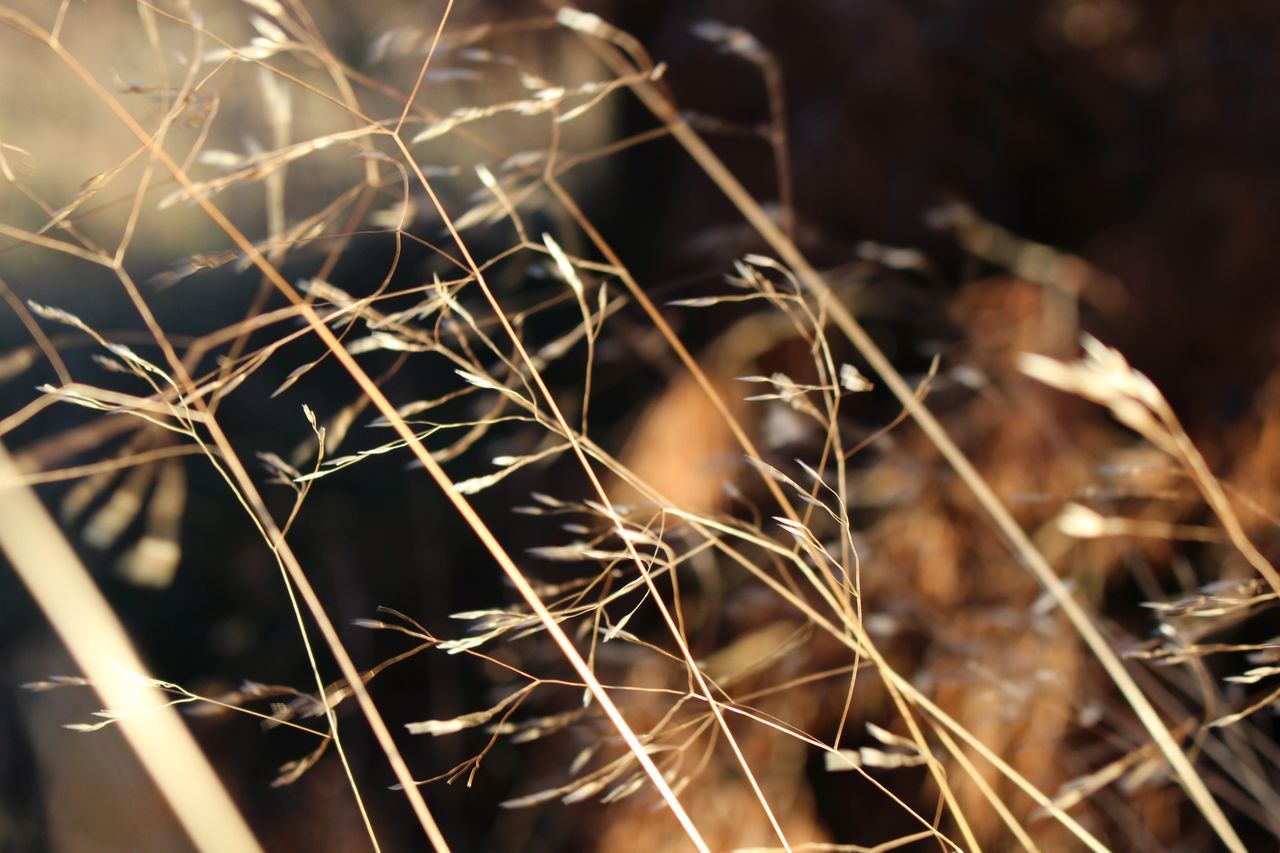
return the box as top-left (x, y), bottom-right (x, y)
top-left (3, 2), bottom-right (1278, 852)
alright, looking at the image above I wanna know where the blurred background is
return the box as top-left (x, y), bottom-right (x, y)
top-left (3, 1), bottom-right (1280, 850)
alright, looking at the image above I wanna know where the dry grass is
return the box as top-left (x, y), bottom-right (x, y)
top-left (2, 2), bottom-right (1278, 851)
